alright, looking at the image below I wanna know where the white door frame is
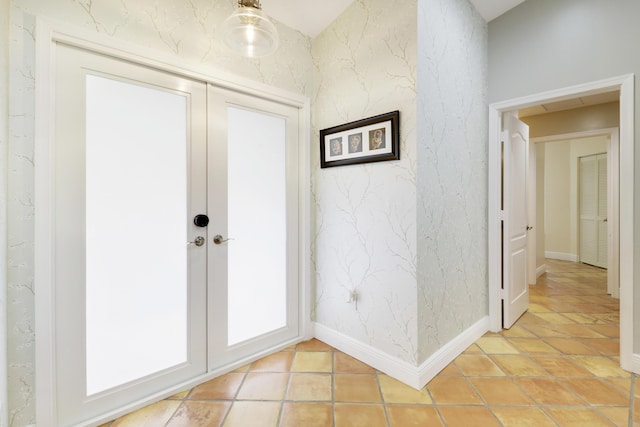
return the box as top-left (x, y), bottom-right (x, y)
top-left (34, 19), bottom-right (312, 426)
top-left (531, 128), bottom-right (620, 298)
top-left (488, 74), bottom-right (635, 372)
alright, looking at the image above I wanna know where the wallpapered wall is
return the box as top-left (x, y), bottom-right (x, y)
top-left (7, 1), bottom-right (312, 425)
top-left (311, 0), bottom-right (419, 364)
top-left (1, 0), bottom-right (10, 424)
top-left (416, 0), bottom-right (488, 361)
top-left (7, 0), bottom-right (490, 424)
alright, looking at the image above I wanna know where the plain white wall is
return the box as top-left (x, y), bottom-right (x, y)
top-left (489, 0), bottom-right (640, 352)
top-left (543, 142), bottom-right (571, 256)
top-left (542, 136), bottom-right (608, 260)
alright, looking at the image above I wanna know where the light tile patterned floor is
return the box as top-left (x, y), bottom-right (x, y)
top-left (102, 260), bottom-right (636, 426)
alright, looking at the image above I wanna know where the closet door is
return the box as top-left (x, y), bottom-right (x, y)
top-left (208, 85), bottom-right (300, 368)
top-left (579, 153), bottom-right (608, 268)
top-left (53, 43), bottom-right (207, 426)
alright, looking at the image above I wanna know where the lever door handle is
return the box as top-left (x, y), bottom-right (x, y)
top-left (213, 234), bottom-right (233, 245)
top-left (188, 236), bottom-right (205, 247)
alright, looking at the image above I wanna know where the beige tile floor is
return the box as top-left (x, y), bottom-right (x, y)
top-left (101, 259), bottom-right (636, 426)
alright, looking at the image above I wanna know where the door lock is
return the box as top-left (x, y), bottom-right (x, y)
top-left (193, 214), bottom-right (209, 227)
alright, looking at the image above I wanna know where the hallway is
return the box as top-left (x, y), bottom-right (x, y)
top-left (101, 259), bottom-right (635, 426)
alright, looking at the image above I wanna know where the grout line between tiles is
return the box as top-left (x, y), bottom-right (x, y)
top-left (373, 370), bottom-right (390, 427)
top-left (275, 348), bottom-right (295, 427)
top-left (163, 399), bottom-right (186, 427)
top-left (216, 364), bottom-right (250, 427)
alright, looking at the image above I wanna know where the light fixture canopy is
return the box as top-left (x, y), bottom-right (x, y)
top-left (221, 0), bottom-right (279, 58)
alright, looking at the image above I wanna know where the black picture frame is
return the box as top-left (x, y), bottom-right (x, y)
top-left (320, 111), bottom-right (400, 168)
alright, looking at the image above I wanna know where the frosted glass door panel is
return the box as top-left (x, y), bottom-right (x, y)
top-left (227, 107), bottom-right (287, 346)
top-left (85, 75), bottom-right (188, 395)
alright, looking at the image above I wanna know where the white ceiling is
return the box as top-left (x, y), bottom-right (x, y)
top-left (263, 0), bottom-right (527, 38)
top-left (262, 0), bottom-right (355, 38)
top-left (468, 0), bottom-right (527, 22)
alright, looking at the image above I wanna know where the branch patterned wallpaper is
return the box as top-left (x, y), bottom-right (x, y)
top-left (416, 0), bottom-right (488, 361)
top-left (1, 0), bottom-right (10, 425)
top-left (311, 0), bottom-right (419, 364)
top-left (5, 0), bottom-right (489, 425)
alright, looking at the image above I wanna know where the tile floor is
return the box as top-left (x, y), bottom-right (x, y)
top-left (101, 259), bottom-right (636, 426)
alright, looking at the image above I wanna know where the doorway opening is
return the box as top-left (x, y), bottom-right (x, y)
top-left (488, 74), bottom-right (635, 373)
top-left (530, 128), bottom-right (619, 299)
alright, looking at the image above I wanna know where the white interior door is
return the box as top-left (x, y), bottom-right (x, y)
top-left (502, 113), bottom-right (530, 329)
top-left (53, 43), bottom-right (207, 426)
top-left (580, 153), bottom-right (608, 268)
top-left (208, 85), bottom-right (300, 368)
top-left (527, 141), bottom-right (537, 285)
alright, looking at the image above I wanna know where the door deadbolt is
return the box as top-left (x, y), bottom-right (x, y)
top-left (193, 214), bottom-right (209, 227)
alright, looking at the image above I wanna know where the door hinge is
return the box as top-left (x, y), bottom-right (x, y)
top-left (500, 289), bottom-right (506, 299)
top-left (499, 210), bottom-right (505, 220)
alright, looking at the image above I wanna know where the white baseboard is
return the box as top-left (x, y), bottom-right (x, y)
top-left (416, 317), bottom-right (490, 387)
top-left (313, 323), bottom-right (421, 388)
top-left (536, 264), bottom-right (547, 279)
top-left (313, 316), bottom-right (489, 390)
top-left (545, 251), bottom-right (578, 262)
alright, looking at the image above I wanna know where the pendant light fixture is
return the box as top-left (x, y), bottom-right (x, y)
top-left (221, 0), bottom-right (279, 58)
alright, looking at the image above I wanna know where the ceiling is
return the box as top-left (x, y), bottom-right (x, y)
top-left (263, 0), bottom-right (528, 38)
top-left (518, 92), bottom-right (620, 118)
top-left (262, 0), bottom-right (354, 38)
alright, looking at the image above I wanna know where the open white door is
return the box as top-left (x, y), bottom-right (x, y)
top-left (502, 113), bottom-right (530, 329)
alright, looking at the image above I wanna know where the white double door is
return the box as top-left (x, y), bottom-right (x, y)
top-left (52, 43), bottom-right (300, 426)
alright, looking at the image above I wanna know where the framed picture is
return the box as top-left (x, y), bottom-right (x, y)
top-left (320, 110), bottom-right (400, 168)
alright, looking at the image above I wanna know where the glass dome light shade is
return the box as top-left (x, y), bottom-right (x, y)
top-left (221, 6), bottom-right (279, 58)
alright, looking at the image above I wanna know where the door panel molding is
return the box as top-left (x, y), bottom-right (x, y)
top-left (502, 112), bottom-right (530, 328)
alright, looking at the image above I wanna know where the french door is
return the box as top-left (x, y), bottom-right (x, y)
top-left (207, 86), bottom-right (300, 368)
top-left (51, 43), bottom-right (299, 426)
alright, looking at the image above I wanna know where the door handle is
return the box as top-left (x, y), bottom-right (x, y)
top-left (188, 236), bottom-right (206, 247)
top-left (526, 225), bottom-right (533, 231)
top-left (213, 234), bottom-right (233, 245)
top-left (604, 218), bottom-right (608, 222)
